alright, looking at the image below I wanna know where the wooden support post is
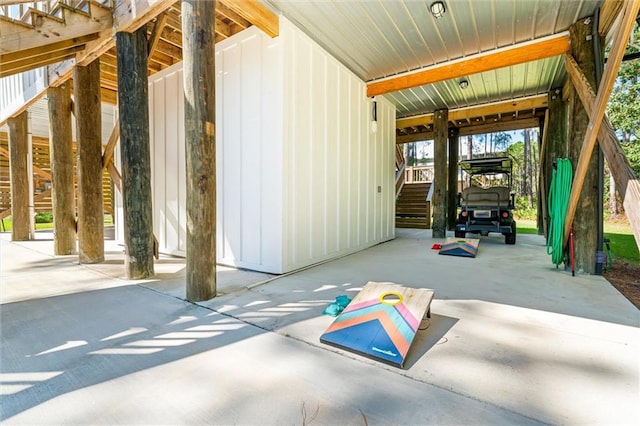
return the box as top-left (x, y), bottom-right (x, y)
top-left (116, 28), bottom-right (155, 279)
top-left (74, 59), bottom-right (104, 263)
top-left (48, 83), bottom-right (76, 254)
top-left (565, 17), bottom-right (601, 274)
top-left (563, 1), bottom-right (639, 246)
top-left (447, 128), bottom-right (459, 231)
top-left (432, 109), bottom-right (448, 239)
top-left (564, 53), bottom-right (640, 250)
top-left (537, 113), bottom-right (549, 236)
top-left (182, 0), bottom-right (217, 301)
top-left (7, 111), bottom-right (31, 241)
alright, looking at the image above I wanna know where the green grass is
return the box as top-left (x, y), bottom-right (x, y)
top-left (515, 218), bottom-right (638, 265)
top-left (604, 221), bottom-right (639, 265)
top-left (0, 214), bottom-right (113, 232)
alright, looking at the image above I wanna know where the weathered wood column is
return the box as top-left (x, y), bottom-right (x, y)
top-left (566, 17), bottom-right (601, 274)
top-left (116, 28), bottom-right (154, 279)
top-left (74, 59), bottom-right (104, 263)
top-left (182, 0), bottom-right (217, 301)
top-left (7, 111), bottom-right (32, 241)
top-left (447, 127), bottom-right (459, 230)
top-left (432, 109), bottom-right (448, 238)
top-left (544, 90), bottom-right (568, 198)
top-left (48, 83), bottom-right (76, 254)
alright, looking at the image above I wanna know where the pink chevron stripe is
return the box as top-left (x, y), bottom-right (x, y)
top-left (341, 297), bottom-right (380, 313)
top-left (394, 303), bottom-right (420, 330)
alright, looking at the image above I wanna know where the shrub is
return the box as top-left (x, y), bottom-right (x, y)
top-left (35, 212), bottom-right (53, 223)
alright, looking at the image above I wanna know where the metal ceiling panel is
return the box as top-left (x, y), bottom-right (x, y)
top-left (266, 0), bottom-right (603, 118)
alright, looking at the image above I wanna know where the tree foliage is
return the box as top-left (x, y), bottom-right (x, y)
top-left (607, 25), bottom-right (640, 176)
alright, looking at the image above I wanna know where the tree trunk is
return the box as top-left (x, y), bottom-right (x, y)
top-left (567, 17), bottom-right (601, 274)
top-left (182, 0), bottom-right (217, 301)
top-left (466, 135), bottom-right (473, 186)
top-left (447, 129), bottom-right (459, 230)
top-left (48, 83), bottom-right (77, 254)
top-left (116, 28), bottom-right (155, 279)
top-left (7, 111), bottom-right (31, 241)
top-left (609, 171), bottom-right (619, 217)
top-left (432, 109), bottom-right (448, 238)
top-left (74, 59), bottom-right (104, 263)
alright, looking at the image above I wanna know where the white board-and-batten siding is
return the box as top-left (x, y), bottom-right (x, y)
top-left (137, 17), bottom-right (395, 274)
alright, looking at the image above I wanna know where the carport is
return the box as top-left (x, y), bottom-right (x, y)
top-left (1, 228), bottom-right (638, 424)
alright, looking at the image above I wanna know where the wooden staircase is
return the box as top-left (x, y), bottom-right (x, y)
top-left (395, 182), bottom-right (431, 229)
top-left (0, 0), bottom-right (113, 78)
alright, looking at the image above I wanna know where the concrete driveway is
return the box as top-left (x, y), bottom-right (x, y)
top-left (1, 229), bottom-right (638, 425)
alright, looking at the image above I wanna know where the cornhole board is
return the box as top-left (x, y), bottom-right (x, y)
top-left (320, 281), bottom-right (434, 368)
top-left (438, 237), bottom-right (480, 258)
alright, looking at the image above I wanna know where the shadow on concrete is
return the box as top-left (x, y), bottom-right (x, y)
top-left (0, 285), bottom-right (265, 421)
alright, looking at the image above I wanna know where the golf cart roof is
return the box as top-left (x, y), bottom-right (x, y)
top-left (459, 157), bottom-right (512, 175)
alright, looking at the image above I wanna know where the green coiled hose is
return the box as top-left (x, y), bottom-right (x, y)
top-left (546, 158), bottom-right (573, 267)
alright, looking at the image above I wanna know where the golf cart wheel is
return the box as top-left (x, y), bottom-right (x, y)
top-left (505, 223), bottom-right (516, 245)
top-left (455, 230), bottom-right (466, 238)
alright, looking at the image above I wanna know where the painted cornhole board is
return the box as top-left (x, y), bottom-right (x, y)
top-left (320, 281), bottom-right (434, 368)
top-left (438, 237), bottom-right (480, 258)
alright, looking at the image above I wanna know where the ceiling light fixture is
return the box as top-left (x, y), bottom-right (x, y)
top-left (459, 79), bottom-right (469, 89)
top-left (430, 1), bottom-right (446, 19)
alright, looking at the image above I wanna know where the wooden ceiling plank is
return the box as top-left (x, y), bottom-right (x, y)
top-left (563, 0), bottom-right (640, 246)
top-left (218, 0), bottom-right (279, 37)
top-left (368, 32), bottom-right (570, 97)
top-left (215, 17), bottom-right (232, 38)
top-left (216, 1), bottom-right (251, 28)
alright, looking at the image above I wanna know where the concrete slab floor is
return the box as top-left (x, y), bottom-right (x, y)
top-left (1, 229), bottom-right (638, 425)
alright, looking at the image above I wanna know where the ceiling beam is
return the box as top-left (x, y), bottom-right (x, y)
top-left (396, 95), bottom-right (548, 129)
top-left (396, 116), bottom-right (541, 144)
top-left (0, 33), bottom-right (98, 65)
top-left (147, 13), bottom-right (168, 58)
top-left (0, 47), bottom-right (82, 78)
top-left (218, 0), bottom-right (279, 37)
top-left (563, 0), bottom-right (640, 246)
top-left (368, 32), bottom-right (570, 97)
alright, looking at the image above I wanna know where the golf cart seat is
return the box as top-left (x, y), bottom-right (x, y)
top-left (462, 186), bottom-right (510, 206)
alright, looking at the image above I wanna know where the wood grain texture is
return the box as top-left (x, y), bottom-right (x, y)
top-left (182, 0), bottom-right (217, 301)
top-left (7, 111), bottom-right (31, 241)
top-left (368, 33), bottom-right (570, 97)
top-left (74, 59), bottom-right (104, 263)
top-left (432, 109), bottom-right (448, 239)
top-left (48, 83), bottom-right (76, 255)
top-left (116, 28), bottom-right (155, 279)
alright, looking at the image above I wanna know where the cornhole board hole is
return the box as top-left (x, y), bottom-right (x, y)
top-left (320, 281), bottom-right (434, 368)
top-left (438, 237), bottom-right (480, 258)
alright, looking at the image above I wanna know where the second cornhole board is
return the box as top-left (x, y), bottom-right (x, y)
top-left (438, 237), bottom-right (480, 258)
top-left (320, 281), bottom-right (434, 368)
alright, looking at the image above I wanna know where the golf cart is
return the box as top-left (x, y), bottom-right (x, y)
top-left (455, 157), bottom-right (516, 245)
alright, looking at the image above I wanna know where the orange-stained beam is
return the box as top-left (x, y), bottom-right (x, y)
top-left (218, 0), bottom-right (279, 37)
top-left (368, 32), bottom-right (570, 97)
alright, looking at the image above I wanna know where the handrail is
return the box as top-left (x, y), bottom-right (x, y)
top-left (405, 165), bottom-right (434, 183)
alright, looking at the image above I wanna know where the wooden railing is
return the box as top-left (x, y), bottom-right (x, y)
top-left (0, 0), bottom-right (112, 19)
top-left (395, 145), bottom-right (406, 197)
top-left (405, 164), bottom-right (434, 183)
